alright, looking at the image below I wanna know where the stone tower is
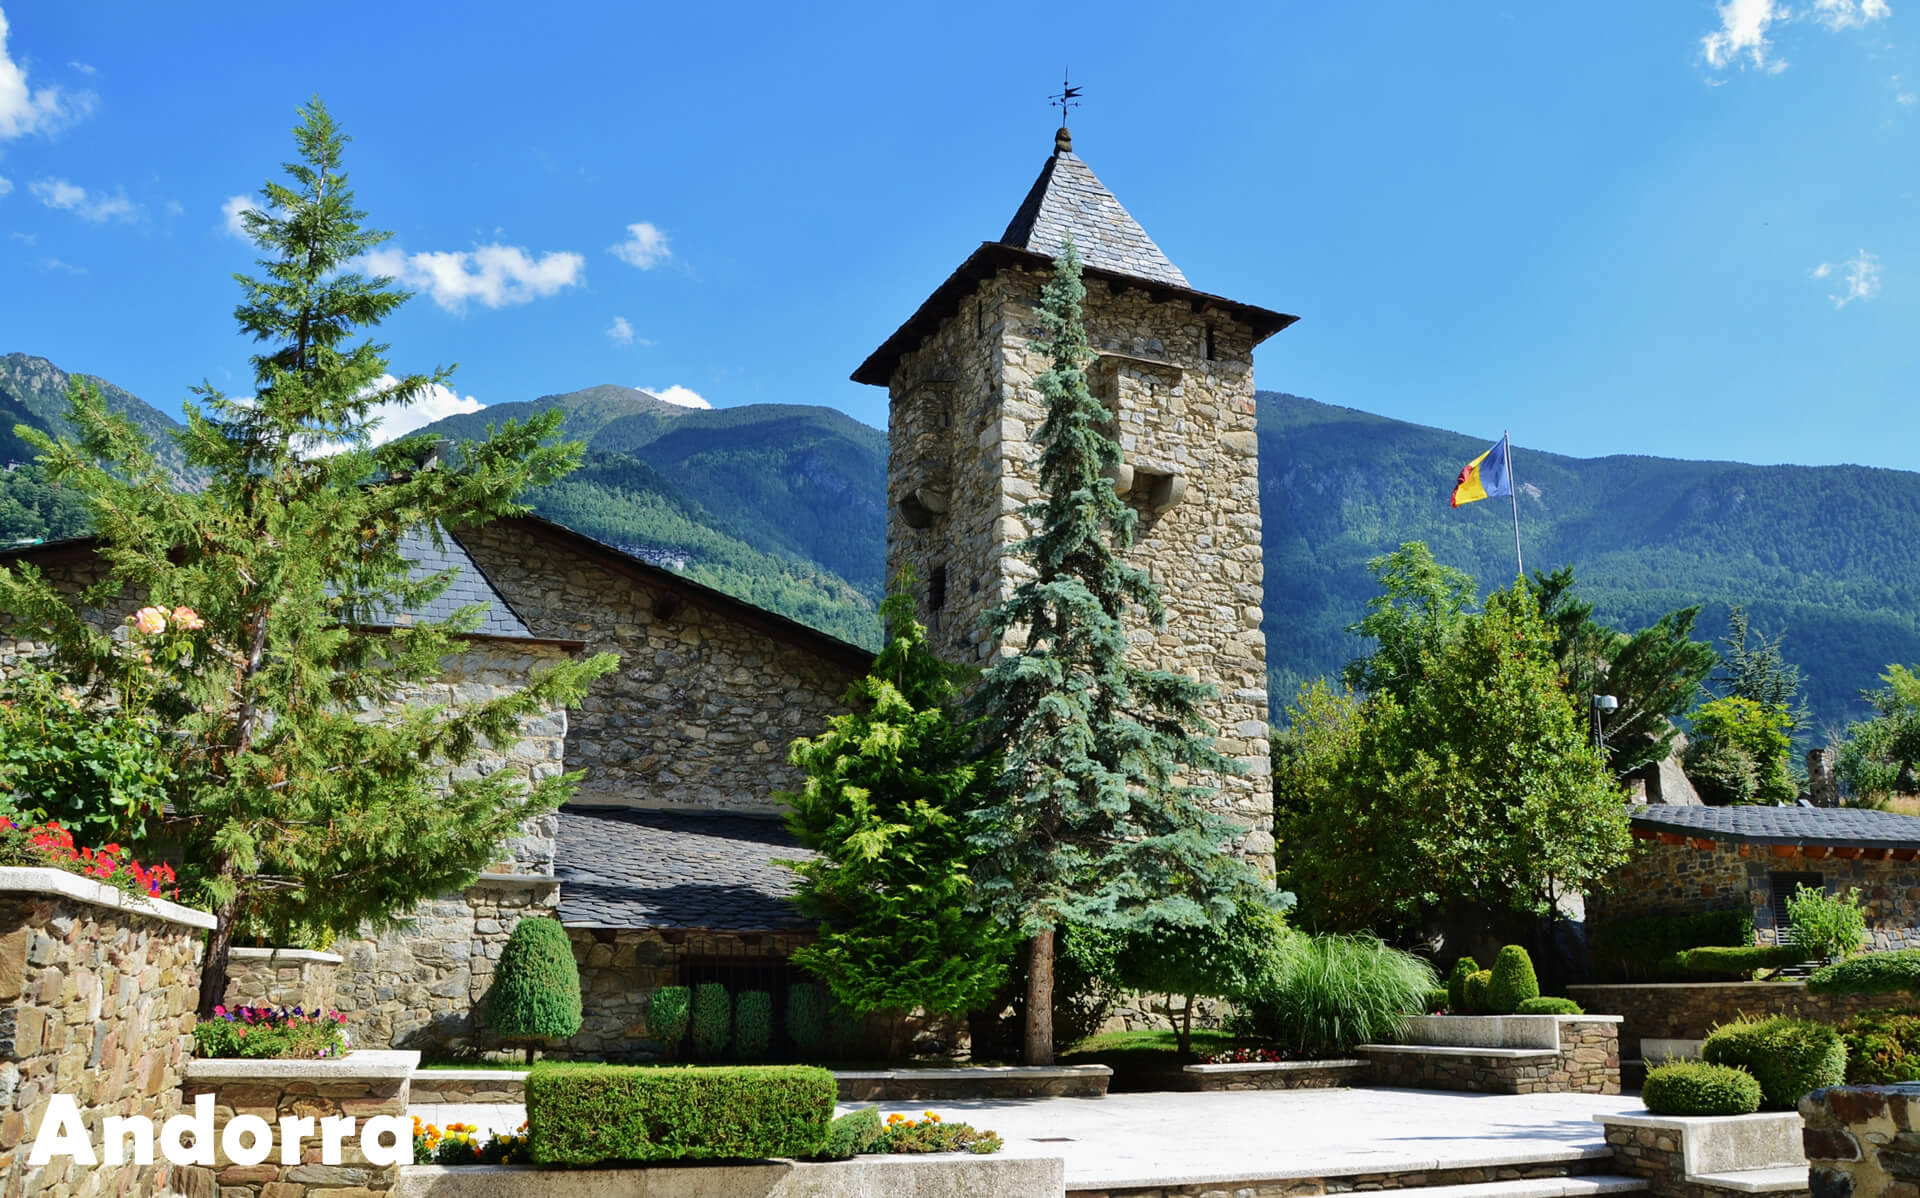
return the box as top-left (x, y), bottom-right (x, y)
top-left (852, 126), bottom-right (1295, 861)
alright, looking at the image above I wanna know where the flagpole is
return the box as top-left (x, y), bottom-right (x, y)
top-left (1506, 430), bottom-right (1524, 579)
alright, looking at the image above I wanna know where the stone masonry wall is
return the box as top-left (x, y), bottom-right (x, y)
top-left (884, 263), bottom-right (1272, 863)
top-left (1363, 1019), bottom-right (1619, 1095)
top-left (223, 949), bottom-right (341, 1015)
top-left (1589, 834), bottom-right (1920, 950)
top-left (1802, 1083), bottom-right (1920, 1198)
top-left (567, 927), bottom-right (809, 1062)
top-left (1066, 1158), bottom-right (1609, 1198)
top-left (0, 872), bottom-right (208, 1198)
top-left (1567, 982), bottom-right (1893, 1060)
top-left (458, 521), bottom-right (866, 816)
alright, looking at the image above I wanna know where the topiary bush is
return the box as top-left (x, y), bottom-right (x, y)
top-left (1674, 944), bottom-right (1811, 980)
top-left (1642, 1061), bottom-right (1763, 1116)
top-left (1485, 945), bottom-right (1539, 1015)
top-left (1446, 956), bottom-right (1479, 1014)
top-left (648, 986), bottom-right (691, 1051)
top-left (483, 917), bottom-right (583, 1064)
top-left (1838, 1008), bottom-right (1920, 1084)
top-left (786, 982), bottom-right (828, 1058)
top-left (818, 1107), bottom-right (882, 1160)
top-left (1463, 969), bottom-right (1492, 1015)
top-left (1701, 1016), bottom-right (1846, 1109)
top-left (1232, 933), bottom-right (1437, 1057)
top-left (1424, 987), bottom-right (1451, 1013)
top-left (1807, 949), bottom-right (1920, 996)
top-left (1516, 996), bottom-right (1584, 1016)
top-left (732, 990), bottom-right (773, 1060)
top-left (526, 1063), bottom-right (835, 1164)
top-left (691, 983), bottom-right (731, 1057)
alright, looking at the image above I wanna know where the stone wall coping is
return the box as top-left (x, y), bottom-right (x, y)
top-left (468, 872), bottom-right (559, 889)
top-left (1357, 1044), bottom-right (1560, 1061)
top-left (832, 1064), bottom-right (1112, 1081)
top-left (229, 946), bottom-right (345, 965)
top-left (1598, 1111), bottom-right (1803, 1133)
top-left (1183, 1059), bottom-right (1366, 1075)
top-left (1598, 1109), bottom-right (1805, 1177)
top-left (187, 1048), bottom-right (421, 1083)
top-left (1399, 1013), bottom-right (1621, 1052)
top-left (0, 864), bottom-right (217, 930)
top-left (412, 1069), bottom-right (529, 1083)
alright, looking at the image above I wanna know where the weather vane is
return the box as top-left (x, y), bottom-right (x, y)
top-left (1050, 70), bottom-right (1082, 123)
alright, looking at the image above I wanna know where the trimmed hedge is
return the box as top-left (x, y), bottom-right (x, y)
top-left (1701, 1016), bottom-right (1846, 1109)
top-left (1463, 969), bottom-right (1492, 1014)
top-left (1642, 1061), bottom-right (1763, 1116)
top-left (1674, 943), bottom-right (1811, 980)
top-left (649, 986), bottom-right (691, 1049)
top-left (526, 1063), bottom-right (836, 1164)
top-left (1486, 945), bottom-right (1540, 1015)
top-left (819, 1107), bottom-right (882, 1160)
top-left (691, 983), bottom-right (730, 1057)
top-left (1808, 949), bottom-right (1920, 996)
top-left (1515, 996), bottom-right (1584, 1016)
top-left (1838, 1008), bottom-right (1920, 1084)
top-left (1446, 956), bottom-right (1479, 1014)
top-left (1588, 909), bottom-right (1754, 982)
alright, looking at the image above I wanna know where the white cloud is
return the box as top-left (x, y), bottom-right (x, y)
top-left (359, 375), bottom-right (485, 446)
top-left (39, 256), bottom-right (81, 273)
top-left (1812, 249), bottom-right (1882, 307)
top-left (0, 9), bottom-right (96, 139)
top-left (1701, 0), bottom-right (1892, 73)
top-left (361, 243), bottom-right (585, 313)
top-left (66, 60), bottom-right (93, 76)
top-left (607, 316), bottom-right (635, 345)
top-left (609, 221), bottom-right (670, 269)
top-left (1895, 75), bottom-right (1917, 102)
top-left (1811, 0), bottom-right (1892, 30)
top-left (0, 174), bottom-right (10, 197)
top-left (221, 193), bottom-right (262, 240)
top-left (29, 176), bottom-right (137, 223)
top-left (9, 230), bottom-right (34, 245)
top-left (647, 384), bottom-right (711, 410)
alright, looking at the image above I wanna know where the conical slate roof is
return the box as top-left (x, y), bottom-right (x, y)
top-left (998, 128), bottom-right (1188, 288)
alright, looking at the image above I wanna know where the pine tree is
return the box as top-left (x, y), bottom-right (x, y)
top-left (0, 99), bottom-right (618, 1015)
top-left (967, 243), bottom-right (1259, 1065)
top-left (779, 584), bottom-right (1014, 1026)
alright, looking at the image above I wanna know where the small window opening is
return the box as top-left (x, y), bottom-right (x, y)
top-left (1204, 322), bottom-right (1218, 361)
top-left (1770, 872), bottom-right (1824, 937)
top-left (928, 565), bottom-right (948, 611)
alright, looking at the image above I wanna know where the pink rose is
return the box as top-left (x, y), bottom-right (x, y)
top-left (170, 606), bottom-right (205, 631)
top-left (131, 606), bottom-right (167, 636)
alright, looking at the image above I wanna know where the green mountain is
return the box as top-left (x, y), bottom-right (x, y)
top-left (1258, 391), bottom-right (1920, 735)
top-left (0, 353), bottom-right (198, 489)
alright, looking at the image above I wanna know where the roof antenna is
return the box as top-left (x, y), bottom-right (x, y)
top-left (1049, 70), bottom-right (1081, 153)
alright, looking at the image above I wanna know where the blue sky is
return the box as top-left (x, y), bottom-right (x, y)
top-left (0, 1), bottom-right (1914, 469)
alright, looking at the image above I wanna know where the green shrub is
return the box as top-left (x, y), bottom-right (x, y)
top-left (1424, 987), bottom-right (1451, 1013)
top-left (1232, 934), bottom-right (1437, 1057)
top-left (192, 1006), bottom-right (347, 1060)
top-left (1701, 1016), bottom-right (1846, 1109)
top-left (732, 990), bottom-right (773, 1060)
top-left (786, 983), bottom-right (828, 1057)
top-left (648, 986), bottom-right (690, 1049)
top-left (1463, 969), bottom-right (1492, 1014)
top-left (1787, 885), bottom-right (1869, 962)
top-left (1485, 945), bottom-right (1540, 1014)
top-left (0, 662), bottom-right (173, 841)
top-left (1642, 1061), bottom-right (1763, 1116)
top-left (1446, 956), bottom-right (1479, 1014)
top-left (1587, 909), bottom-right (1754, 982)
top-left (1674, 943), bottom-right (1811, 980)
top-left (1516, 996), bottom-right (1584, 1015)
top-left (691, 983), bottom-right (730, 1057)
top-left (818, 1108), bottom-right (882, 1160)
top-left (1808, 949), bottom-right (1920, 996)
top-left (526, 1063), bottom-right (835, 1164)
top-left (483, 917), bottom-right (582, 1063)
top-left (1838, 1009), bottom-right (1920, 1084)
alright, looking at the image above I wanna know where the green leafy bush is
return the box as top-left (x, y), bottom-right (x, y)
top-left (1485, 945), bottom-right (1540, 1014)
top-left (873, 1112), bottom-right (1003, 1155)
top-left (1685, 697), bottom-right (1796, 806)
top-left (648, 986), bottom-right (690, 1049)
top-left (1837, 1009), bottom-right (1920, 1084)
top-left (1463, 969), bottom-right (1492, 1014)
top-left (1232, 934), bottom-right (1437, 1057)
top-left (0, 663), bottom-right (173, 840)
top-left (1807, 949), bottom-right (1920, 996)
top-left (1701, 1016), bottom-right (1846, 1109)
top-left (732, 990), bottom-right (773, 1060)
top-left (483, 918), bottom-right (582, 1062)
top-left (1446, 956), bottom-right (1479, 1014)
top-left (1424, 987), bottom-right (1451, 1013)
top-left (786, 983), bottom-right (828, 1057)
top-left (1587, 909), bottom-right (1753, 982)
top-left (1786, 885), bottom-right (1869, 962)
top-left (818, 1107), bottom-right (882, 1160)
top-left (193, 1005), bottom-right (348, 1060)
top-left (1673, 943), bottom-right (1811, 980)
top-left (1516, 997), bottom-right (1584, 1015)
top-left (691, 983), bottom-right (730, 1057)
top-left (526, 1063), bottom-right (835, 1164)
top-left (1642, 1061), bottom-right (1763, 1116)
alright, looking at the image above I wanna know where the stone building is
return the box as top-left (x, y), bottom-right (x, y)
top-left (853, 125), bottom-right (1296, 860)
top-left (1590, 804), bottom-right (1920, 951)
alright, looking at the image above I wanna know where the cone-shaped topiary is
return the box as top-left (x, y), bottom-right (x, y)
top-left (787, 983), bottom-right (828, 1058)
top-left (1463, 969), bottom-right (1492, 1014)
top-left (648, 986), bottom-right (691, 1055)
top-left (1485, 945), bottom-right (1540, 1015)
top-left (733, 990), bottom-right (773, 1060)
top-left (485, 917), bottom-right (582, 1064)
top-left (1446, 956), bottom-right (1480, 1013)
top-left (691, 982), bottom-right (731, 1057)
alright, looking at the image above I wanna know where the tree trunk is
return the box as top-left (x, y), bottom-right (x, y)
top-left (1024, 929), bottom-right (1055, 1066)
top-left (196, 901), bottom-right (237, 1018)
top-left (1179, 994), bottom-right (1194, 1056)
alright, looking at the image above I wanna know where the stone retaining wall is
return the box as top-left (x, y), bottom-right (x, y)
top-left (1361, 1018), bottom-right (1620, 1095)
top-left (1181, 1060), bottom-right (1366, 1092)
top-left (224, 947), bottom-right (343, 1014)
top-left (1066, 1157), bottom-right (1610, 1198)
top-left (1598, 1110), bottom-right (1807, 1198)
top-left (396, 1150), bottom-right (1067, 1197)
top-left (835, 1065), bottom-right (1110, 1102)
top-left (0, 867), bottom-right (212, 1198)
top-left (1801, 1082), bottom-right (1920, 1198)
top-left (1567, 982), bottom-right (1890, 1060)
top-left (406, 1070), bottom-right (526, 1105)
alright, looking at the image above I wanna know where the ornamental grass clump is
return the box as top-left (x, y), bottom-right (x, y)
top-left (1236, 933), bottom-right (1437, 1057)
top-left (1642, 1062), bottom-right (1763, 1116)
top-left (1485, 945), bottom-right (1540, 1015)
top-left (193, 1005), bottom-right (349, 1060)
top-left (484, 917), bottom-right (582, 1065)
top-left (1701, 1015), bottom-right (1845, 1109)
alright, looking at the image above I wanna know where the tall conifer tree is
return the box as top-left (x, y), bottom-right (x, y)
top-left (968, 243), bottom-right (1258, 1064)
top-left (0, 100), bottom-right (618, 1014)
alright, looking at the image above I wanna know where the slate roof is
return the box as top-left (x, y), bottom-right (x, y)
top-left (1631, 804), bottom-right (1920, 850)
top-left (999, 140), bottom-right (1189, 288)
top-left (348, 527), bottom-right (532, 639)
top-left (554, 806), bottom-right (815, 931)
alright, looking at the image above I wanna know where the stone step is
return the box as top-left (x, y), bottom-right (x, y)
top-left (1690, 1166), bottom-right (1810, 1194)
top-left (1376, 1176), bottom-right (1651, 1198)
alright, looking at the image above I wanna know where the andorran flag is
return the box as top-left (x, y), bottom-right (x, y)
top-left (1450, 435), bottom-right (1513, 508)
